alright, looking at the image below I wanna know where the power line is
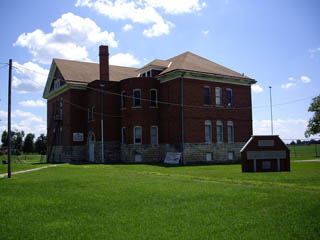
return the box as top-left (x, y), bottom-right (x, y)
top-left (12, 64), bottom-right (317, 111)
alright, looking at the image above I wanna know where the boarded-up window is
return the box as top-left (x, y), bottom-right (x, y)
top-left (133, 89), bottom-right (141, 107)
top-left (226, 88), bottom-right (232, 107)
top-left (227, 121), bottom-right (234, 142)
top-left (150, 89), bottom-right (158, 107)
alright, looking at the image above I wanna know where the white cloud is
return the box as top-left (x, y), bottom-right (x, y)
top-left (75, 0), bottom-right (205, 37)
top-left (18, 100), bottom-right (46, 107)
top-left (252, 84), bottom-right (263, 93)
top-left (110, 53), bottom-right (140, 67)
top-left (202, 30), bottom-right (209, 35)
top-left (144, 0), bottom-right (206, 14)
top-left (14, 12), bottom-right (118, 64)
top-left (253, 119), bottom-right (308, 140)
top-left (281, 82), bottom-right (296, 89)
top-left (308, 47), bottom-right (320, 58)
top-left (0, 109), bottom-right (46, 138)
top-left (12, 61), bottom-right (49, 93)
top-left (123, 24), bottom-right (133, 31)
top-left (300, 75), bottom-right (311, 83)
top-left (288, 77), bottom-right (295, 82)
top-left (0, 110), bottom-right (7, 119)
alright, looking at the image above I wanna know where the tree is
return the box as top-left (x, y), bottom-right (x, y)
top-left (23, 133), bottom-right (35, 153)
top-left (1, 130), bottom-right (8, 147)
top-left (35, 134), bottom-right (47, 155)
top-left (12, 130), bottom-right (24, 155)
top-left (305, 95), bottom-right (320, 137)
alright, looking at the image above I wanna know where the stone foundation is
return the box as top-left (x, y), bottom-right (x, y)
top-left (48, 142), bottom-right (245, 164)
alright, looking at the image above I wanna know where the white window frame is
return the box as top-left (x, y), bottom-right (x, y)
top-left (226, 88), bottom-right (232, 107)
top-left (121, 127), bottom-right (126, 144)
top-left (216, 120), bottom-right (223, 143)
top-left (204, 86), bottom-right (211, 105)
top-left (133, 89), bottom-right (142, 107)
top-left (121, 91), bottom-right (126, 109)
top-left (227, 121), bottom-right (234, 143)
top-left (205, 120), bottom-right (212, 143)
top-left (134, 126), bottom-right (142, 144)
top-left (150, 89), bottom-right (158, 107)
top-left (150, 125), bottom-right (158, 145)
top-left (215, 87), bottom-right (222, 105)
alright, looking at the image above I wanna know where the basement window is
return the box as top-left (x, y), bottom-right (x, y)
top-left (206, 152), bottom-right (213, 161)
top-left (228, 151), bottom-right (234, 161)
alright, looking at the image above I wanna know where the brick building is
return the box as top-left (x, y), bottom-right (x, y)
top-left (43, 45), bottom-right (256, 164)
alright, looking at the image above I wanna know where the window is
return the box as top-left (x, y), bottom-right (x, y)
top-left (205, 120), bottom-right (212, 143)
top-left (215, 87), bottom-right (222, 105)
top-left (59, 100), bottom-right (63, 120)
top-left (228, 151), bottom-right (234, 161)
top-left (53, 79), bottom-right (60, 90)
top-left (150, 89), bottom-right (158, 107)
top-left (121, 127), bottom-right (126, 144)
top-left (88, 106), bottom-right (95, 122)
top-left (226, 88), bottom-right (232, 107)
top-left (135, 154), bottom-right (142, 162)
top-left (216, 120), bottom-right (223, 143)
top-left (134, 126), bottom-right (142, 144)
top-left (227, 121), bottom-right (234, 142)
top-left (262, 160), bottom-right (272, 170)
top-left (206, 152), bottom-right (213, 161)
top-left (133, 89), bottom-right (141, 107)
top-left (121, 91), bottom-right (126, 108)
top-left (150, 126), bottom-right (158, 145)
top-left (204, 86), bottom-right (211, 105)
top-left (147, 71), bottom-right (151, 77)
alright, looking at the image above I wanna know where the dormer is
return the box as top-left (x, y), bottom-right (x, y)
top-left (138, 59), bottom-right (171, 78)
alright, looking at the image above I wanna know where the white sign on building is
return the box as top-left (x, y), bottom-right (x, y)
top-left (164, 152), bottom-right (181, 164)
top-left (73, 133), bottom-right (84, 142)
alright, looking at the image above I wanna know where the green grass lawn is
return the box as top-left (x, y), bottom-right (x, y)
top-left (0, 162), bottom-right (320, 239)
top-left (0, 154), bottom-right (48, 174)
top-left (288, 144), bottom-right (320, 160)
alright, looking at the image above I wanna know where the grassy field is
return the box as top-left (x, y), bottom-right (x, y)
top-left (288, 144), bottom-right (320, 160)
top-left (0, 162), bottom-right (320, 239)
top-left (0, 154), bottom-right (47, 174)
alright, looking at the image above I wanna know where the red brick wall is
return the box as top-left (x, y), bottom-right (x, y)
top-left (120, 77), bottom-right (160, 144)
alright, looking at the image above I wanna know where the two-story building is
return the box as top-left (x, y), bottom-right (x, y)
top-left (43, 45), bottom-right (256, 164)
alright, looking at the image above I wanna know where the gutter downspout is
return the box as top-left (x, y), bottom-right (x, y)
top-left (180, 74), bottom-right (185, 164)
top-left (100, 83), bottom-right (105, 163)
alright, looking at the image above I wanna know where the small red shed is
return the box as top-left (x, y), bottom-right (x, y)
top-left (241, 135), bottom-right (290, 172)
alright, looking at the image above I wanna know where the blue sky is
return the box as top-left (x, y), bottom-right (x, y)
top-left (0, 0), bottom-right (319, 141)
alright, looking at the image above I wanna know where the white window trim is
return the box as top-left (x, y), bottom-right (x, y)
top-left (226, 88), bottom-right (232, 107)
top-left (215, 87), bottom-right (222, 106)
top-left (216, 120), bottom-right (223, 143)
top-left (150, 125), bottom-right (158, 145)
top-left (204, 86), bottom-right (211, 105)
top-left (121, 91), bottom-right (126, 109)
top-left (121, 127), bottom-right (126, 144)
top-left (227, 121), bottom-right (234, 143)
top-left (133, 89), bottom-right (142, 107)
top-left (150, 89), bottom-right (158, 107)
top-left (134, 126), bottom-right (142, 145)
top-left (205, 120), bottom-right (212, 143)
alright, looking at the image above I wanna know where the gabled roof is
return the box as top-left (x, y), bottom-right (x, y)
top-left (160, 51), bottom-right (253, 80)
top-left (54, 58), bottom-right (138, 83)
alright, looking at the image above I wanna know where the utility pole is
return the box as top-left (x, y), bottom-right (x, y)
top-left (8, 59), bottom-right (12, 178)
top-left (269, 86), bottom-right (273, 135)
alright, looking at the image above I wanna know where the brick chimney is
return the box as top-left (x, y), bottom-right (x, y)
top-left (99, 45), bottom-right (109, 81)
